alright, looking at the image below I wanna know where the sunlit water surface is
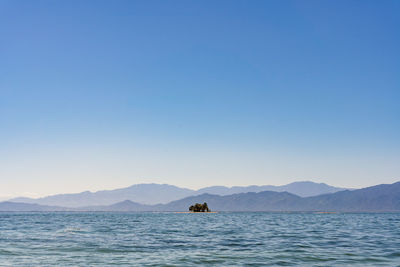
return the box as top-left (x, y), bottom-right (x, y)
top-left (0, 212), bottom-right (399, 266)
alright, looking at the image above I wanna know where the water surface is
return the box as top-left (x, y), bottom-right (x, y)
top-left (0, 212), bottom-right (399, 266)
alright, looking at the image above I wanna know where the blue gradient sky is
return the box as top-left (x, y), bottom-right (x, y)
top-left (1, 0), bottom-right (399, 197)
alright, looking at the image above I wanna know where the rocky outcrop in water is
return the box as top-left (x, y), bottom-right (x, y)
top-left (189, 202), bottom-right (210, 212)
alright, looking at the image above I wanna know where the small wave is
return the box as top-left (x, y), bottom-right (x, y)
top-left (0, 249), bottom-right (18, 256)
top-left (56, 226), bottom-right (88, 234)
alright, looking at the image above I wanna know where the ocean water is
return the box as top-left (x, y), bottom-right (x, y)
top-left (0, 212), bottom-right (399, 266)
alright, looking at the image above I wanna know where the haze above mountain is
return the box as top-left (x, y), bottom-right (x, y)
top-left (10, 181), bottom-right (348, 208)
top-left (2, 182), bottom-right (399, 212)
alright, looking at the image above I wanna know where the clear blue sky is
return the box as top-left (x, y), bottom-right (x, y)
top-left (1, 0), bottom-right (399, 197)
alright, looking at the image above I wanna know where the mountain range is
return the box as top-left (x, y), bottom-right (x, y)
top-left (1, 181), bottom-right (399, 212)
top-left (9, 181), bottom-right (347, 207)
top-left (159, 181), bottom-right (400, 212)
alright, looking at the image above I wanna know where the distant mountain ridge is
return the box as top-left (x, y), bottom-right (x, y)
top-left (11, 184), bottom-right (194, 207)
top-left (0, 202), bottom-right (68, 212)
top-left (197, 181), bottom-right (346, 197)
top-left (159, 181), bottom-right (400, 212)
top-left (9, 181), bottom-right (348, 208)
top-left (1, 181), bottom-right (399, 212)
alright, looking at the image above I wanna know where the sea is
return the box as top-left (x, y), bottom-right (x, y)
top-left (0, 212), bottom-right (399, 266)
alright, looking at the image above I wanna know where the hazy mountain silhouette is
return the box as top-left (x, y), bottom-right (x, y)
top-left (3, 181), bottom-right (399, 212)
top-left (77, 200), bottom-right (153, 212)
top-left (164, 181), bottom-right (400, 212)
top-left (11, 184), bottom-right (194, 207)
top-left (196, 181), bottom-right (346, 197)
top-left (0, 201), bottom-right (68, 212)
top-left (301, 181), bottom-right (400, 211)
top-left (10, 181), bottom-right (347, 207)
top-left (159, 191), bottom-right (302, 211)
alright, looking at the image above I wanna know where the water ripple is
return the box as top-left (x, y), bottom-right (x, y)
top-left (0, 212), bottom-right (399, 266)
